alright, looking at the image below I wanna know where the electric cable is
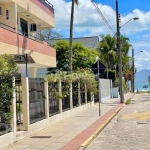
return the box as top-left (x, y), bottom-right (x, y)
top-left (91, 0), bottom-right (116, 35)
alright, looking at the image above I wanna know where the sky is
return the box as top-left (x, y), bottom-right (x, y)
top-left (49, 0), bottom-right (150, 72)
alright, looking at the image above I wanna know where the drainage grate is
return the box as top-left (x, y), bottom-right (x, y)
top-left (31, 136), bottom-right (52, 138)
top-left (137, 121), bottom-right (150, 124)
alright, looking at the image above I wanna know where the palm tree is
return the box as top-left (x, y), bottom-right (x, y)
top-left (98, 34), bottom-right (117, 78)
top-left (69, 0), bottom-right (79, 73)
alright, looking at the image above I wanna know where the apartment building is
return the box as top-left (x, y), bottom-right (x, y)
top-left (0, 0), bottom-right (56, 77)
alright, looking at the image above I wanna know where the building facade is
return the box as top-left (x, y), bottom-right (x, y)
top-left (0, 0), bottom-right (56, 77)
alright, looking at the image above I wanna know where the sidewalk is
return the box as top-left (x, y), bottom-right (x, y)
top-left (2, 93), bottom-right (134, 150)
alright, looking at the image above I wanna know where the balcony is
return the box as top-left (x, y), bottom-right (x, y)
top-left (39, 0), bottom-right (54, 13)
top-left (0, 22), bottom-right (56, 68)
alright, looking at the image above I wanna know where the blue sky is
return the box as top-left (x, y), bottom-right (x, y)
top-left (49, 0), bottom-right (150, 72)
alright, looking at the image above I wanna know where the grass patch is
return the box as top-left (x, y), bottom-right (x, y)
top-left (125, 99), bottom-right (131, 105)
top-left (136, 90), bottom-right (150, 94)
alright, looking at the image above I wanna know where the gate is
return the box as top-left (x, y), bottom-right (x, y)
top-left (48, 82), bottom-right (59, 116)
top-left (94, 75), bottom-right (99, 102)
top-left (29, 78), bottom-right (45, 124)
top-left (87, 92), bottom-right (91, 102)
top-left (72, 82), bottom-right (78, 107)
top-left (62, 81), bottom-right (70, 111)
top-left (80, 82), bottom-right (85, 104)
top-left (15, 73), bottom-right (23, 125)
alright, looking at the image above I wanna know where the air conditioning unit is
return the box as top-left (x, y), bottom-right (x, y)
top-left (30, 24), bottom-right (36, 31)
top-left (0, 7), bottom-right (2, 16)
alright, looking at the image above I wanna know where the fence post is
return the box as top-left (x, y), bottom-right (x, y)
top-left (78, 82), bottom-right (81, 106)
top-left (22, 77), bottom-right (29, 130)
top-left (58, 79), bottom-right (62, 113)
top-left (44, 81), bottom-right (49, 118)
top-left (70, 81), bottom-right (73, 109)
top-left (85, 83), bottom-right (87, 103)
top-left (10, 77), bottom-right (16, 133)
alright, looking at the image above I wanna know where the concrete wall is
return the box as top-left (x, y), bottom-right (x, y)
top-left (12, 0), bottom-right (54, 27)
top-left (0, 2), bottom-right (17, 28)
top-left (99, 79), bottom-right (112, 102)
top-left (0, 27), bottom-right (56, 67)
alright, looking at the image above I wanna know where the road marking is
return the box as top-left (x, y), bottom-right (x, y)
top-left (121, 112), bottom-right (150, 121)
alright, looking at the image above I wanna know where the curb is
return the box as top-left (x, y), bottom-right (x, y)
top-left (78, 106), bottom-right (123, 150)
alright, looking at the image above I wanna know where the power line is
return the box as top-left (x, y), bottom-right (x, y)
top-left (91, 0), bottom-right (116, 35)
top-left (130, 39), bottom-right (150, 42)
top-left (107, 0), bottom-right (116, 11)
top-left (99, 2), bottom-right (116, 32)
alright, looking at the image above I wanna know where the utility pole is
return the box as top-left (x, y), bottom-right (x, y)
top-left (97, 59), bottom-right (101, 116)
top-left (132, 47), bottom-right (135, 93)
top-left (116, 0), bottom-right (124, 103)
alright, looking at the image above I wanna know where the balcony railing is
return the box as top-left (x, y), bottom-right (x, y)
top-left (39, 0), bottom-right (54, 13)
top-left (45, 0), bottom-right (54, 8)
top-left (0, 22), bottom-right (43, 44)
top-left (0, 22), bottom-right (16, 32)
top-left (17, 30), bottom-right (43, 43)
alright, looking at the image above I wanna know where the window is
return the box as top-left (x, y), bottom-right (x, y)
top-left (0, 7), bottom-right (2, 16)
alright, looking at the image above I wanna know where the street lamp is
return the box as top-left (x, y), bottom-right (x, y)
top-left (120, 17), bottom-right (139, 28)
top-left (131, 48), bottom-right (143, 93)
top-left (116, 0), bottom-right (139, 103)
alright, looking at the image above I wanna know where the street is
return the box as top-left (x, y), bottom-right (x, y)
top-left (87, 93), bottom-right (150, 150)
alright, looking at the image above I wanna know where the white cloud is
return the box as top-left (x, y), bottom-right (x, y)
top-left (49, 0), bottom-right (150, 36)
top-left (49, 0), bottom-right (150, 71)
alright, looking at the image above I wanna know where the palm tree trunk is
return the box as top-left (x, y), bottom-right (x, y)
top-left (69, 0), bottom-right (75, 73)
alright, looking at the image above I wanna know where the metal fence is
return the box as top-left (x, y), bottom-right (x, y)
top-left (17, 30), bottom-right (43, 43)
top-left (29, 78), bottom-right (45, 124)
top-left (94, 74), bottom-right (99, 102)
top-left (62, 81), bottom-right (70, 111)
top-left (80, 82), bottom-right (85, 104)
top-left (72, 82), bottom-right (79, 107)
top-left (48, 82), bottom-right (59, 116)
top-left (16, 85), bottom-right (23, 125)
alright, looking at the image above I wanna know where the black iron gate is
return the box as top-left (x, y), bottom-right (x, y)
top-left (72, 82), bottom-right (78, 107)
top-left (87, 92), bottom-right (91, 102)
top-left (94, 75), bottom-right (99, 102)
top-left (80, 82), bottom-right (85, 104)
top-left (15, 73), bottom-right (23, 125)
top-left (62, 81), bottom-right (70, 111)
top-left (29, 78), bottom-right (45, 124)
top-left (48, 82), bottom-right (59, 116)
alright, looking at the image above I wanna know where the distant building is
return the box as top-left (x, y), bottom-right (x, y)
top-left (49, 36), bottom-right (99, 49)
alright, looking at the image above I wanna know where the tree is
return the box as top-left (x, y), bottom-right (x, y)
top-left (73, 42), bottom-right (97, 70)
top-left (47, 40), bottom-right (97, 73)
top-left (0, 54), bottom-right (18, 130)
top-left (37, 29), bottom-right (63, 41)
top-left (98, 34), bottom-right (117, 78)
top-left (69, 0), bottom-right (79, 72)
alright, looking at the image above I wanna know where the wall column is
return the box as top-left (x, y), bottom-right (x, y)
top-left (10, 77), bottom-right (16, 133)
top-left (22, 78), bottom-right (29, 130)
top-left (30, 67), bottom-right (37, 78)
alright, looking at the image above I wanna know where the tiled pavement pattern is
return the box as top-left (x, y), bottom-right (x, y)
top-left (87, 93), bottom-right (150, 150)
top-left (1, 93), bottom-right (134, 150)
